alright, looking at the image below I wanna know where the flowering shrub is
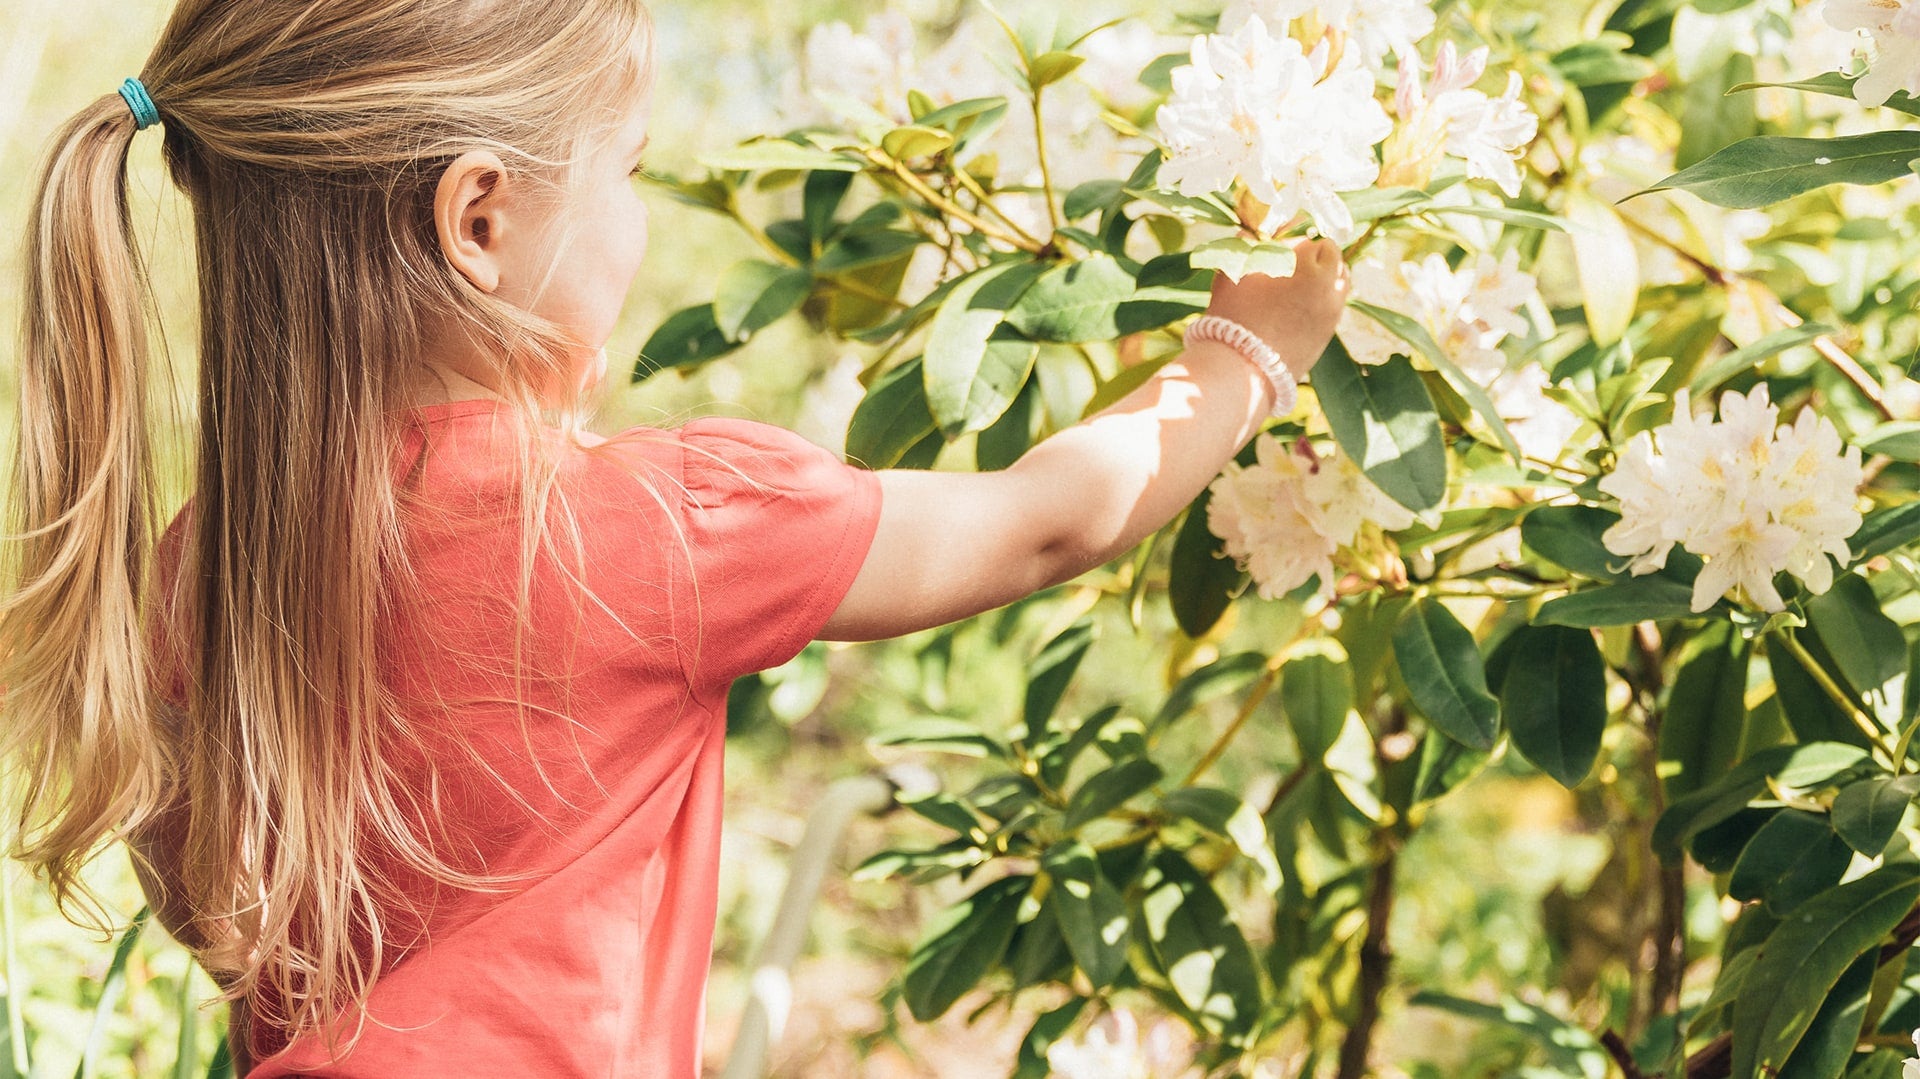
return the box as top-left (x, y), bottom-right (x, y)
top-left (640, 0), bottom-right (1920, 1074)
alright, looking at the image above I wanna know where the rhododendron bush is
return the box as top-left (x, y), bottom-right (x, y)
top-left (640, 0), bottom-right (1920, 1074)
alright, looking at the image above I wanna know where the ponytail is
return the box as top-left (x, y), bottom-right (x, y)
top-left (1, 89), bottom-right (166, 926)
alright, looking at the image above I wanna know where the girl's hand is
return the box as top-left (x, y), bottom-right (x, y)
top-left (1201, 237), bottom-right (1350, 381)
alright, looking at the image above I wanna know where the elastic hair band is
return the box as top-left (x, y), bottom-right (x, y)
top-left (118, 78), bottom-right (160, 131)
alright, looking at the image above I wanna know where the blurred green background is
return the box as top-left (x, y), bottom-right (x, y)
top-left (1, 1), bottom-right (1626, 1076)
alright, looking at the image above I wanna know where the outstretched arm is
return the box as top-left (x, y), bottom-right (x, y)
top-left (818, 238), bottom-right (1350, 642)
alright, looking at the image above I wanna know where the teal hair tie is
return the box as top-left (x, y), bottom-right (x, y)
top-left (118, 78), bottom-right (159, 130)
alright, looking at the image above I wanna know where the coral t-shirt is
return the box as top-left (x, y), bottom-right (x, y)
top-left (146, 399), bottom-right (883, 1077)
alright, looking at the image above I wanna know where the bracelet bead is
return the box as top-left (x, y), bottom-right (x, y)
top-left (1183, 315), bottom-right (1298, 418)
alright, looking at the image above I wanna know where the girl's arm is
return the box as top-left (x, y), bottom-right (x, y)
top-left (819, 238), bottom-right (1350, 642)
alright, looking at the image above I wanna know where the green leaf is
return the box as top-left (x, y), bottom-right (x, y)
top-left (1830, 774), bottom-right (1920, 857)
top-left (1026, 50), bottom-right (1087, 89)
top-left (802, 169), bottom-right (854, 243)
top-left (1501, 625), bottom-right (1608, 788)
top-left (1039, 839), bottom-right (1130, 987)
top-left (1150, 651), bottom-right (1268, 735)
top-left (977, 374), bottom-right (1041, 470)
top-left (903, 875), bottom-right (1032, 1021)
top-left (1653, 742), bottom-right (1873, 859)
top-left (814, 228), bottom-right (923, 274)
top-left (1025, 619), bottom-right (1096, 745)
top-left (1392, 598), bottom-right (1500, 751)
top-left (1806, 573), bottom-right (1907, 704)
top-left (900, 791), bottom-right (987, 834)
top-left (1161, 786), bottom-right (1283, 892)
top-left (1731, 70), bottom-right (1920, 119)
top-left (1004, 253), bottom-right (1139, 343)
top-left (1660, 624), bottom-right (1752, 800)
top-left (1347, 300), bottom-right (1524, 465)
top-left (881, 124), bottom-right (957, 161)
top-left (846, 356), bottom-right (938, 469)
top-left (1168, 487), bottom-right (1248, 639)
top-left (634, 304), bottom-right (741, 380)
top-left (1520, 504), bottom-right (1703, 583)
top-left (711, 260), bottom-right (812, 342)
top-left (925, 260), bottom-right (1049, 436)
top-left (1850, 502), bottom-right (1920, 565)
top-left (1065, 758), bottom-right (1164, 830)
top-left (1188, 238), bottom-right (1298, 284)
top-left (1688, 324), bottom-right (1831, 398)
top-left (1281, 652), bottom-right (1353, 762)
top-left (868, 718), bottom-right (1009, 760)
top-left (1731, 864), bottom-right (1920, 1079)
top-left (1642, 131), bottom-right (1920, 209)
top-left (1551, 39), bottom-right (1660, 86)
top-left (1313, 340), bottom-right (1449, 513)
top-left (1135, 851), bottom-right (1263, 1039)
top-left (1727, 809), bottom-right (1853, 916)
top-left (1533, 576), bottom-right (1704, 627)
top-left (1408, 991), bottom-right (1610, 1079)
top-left (700, 138), bottom-right (861, 173)
top-left (1775, 951), bottom-right (1877, 1079)
top-left (1568, 190), bottom-right (1640, 347)
top-left (1063, 179), bottom-right (1126, 220)
top-left (1858, 420), bottom-right (1920, 462)
top-left (77, 908), bottom-right (152, 1079)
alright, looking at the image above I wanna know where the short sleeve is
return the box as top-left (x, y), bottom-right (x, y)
top-left (673, 416), bottom-right (882, 697)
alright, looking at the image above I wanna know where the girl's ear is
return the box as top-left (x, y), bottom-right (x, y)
top-left (434, 150), bottom-right (510, 293)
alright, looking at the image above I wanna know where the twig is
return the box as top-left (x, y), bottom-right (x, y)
top-left (1600, 1029), bottom-right (1648, 1079)
top-left (857, 148), bottom-right (1047, 255)
top-left (1334, 703), bottom-right (1408, 1079)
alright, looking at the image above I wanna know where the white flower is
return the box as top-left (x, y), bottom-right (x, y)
top-left (1080, 22), bottom-right (1190, 112)
top-left (1490, 362), bottom-right (1588, 464)
top-left (1823, 0), bottom-right (1920, 106)
top-left (1341, 246), bottom-right (1539, 383)
top-left (1219, 0), bottom-right (1437, 70)
top-left (1597, 385), bottom-right (1866, 613)
top-left (1389, 42), bottom-right (1539, 197)
top-left (1207, 434), bottom-right (1416, 600)
top-left (1046, 1009), bottom-right (1198, 1079)
top-left (798, 14), bottom-right (922, 122)
top-left (1155, 15), bottom-right (1394, 243)
top-left (1903, 1028), bottom-right (1920, 1078)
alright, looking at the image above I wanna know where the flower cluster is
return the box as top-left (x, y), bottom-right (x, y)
top-left (1341, 245), bottom-right (1537, 381)
top-left (1824, 0), bottom-right (1920, 106)
top-left (1156, 1), bottom-right (1537, 244)
top-left (1383, 41), bottom-right (1538, 197)
top-left (1598, 385), bottom-right (1866, 613)
top-left (1207, 433), bottom-right (1416, 600)
top-left (1156, 15), bottom-right (1393, 243)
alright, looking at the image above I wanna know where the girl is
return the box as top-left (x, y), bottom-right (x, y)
top-left (3, 0), bottom-right (1349, 1074)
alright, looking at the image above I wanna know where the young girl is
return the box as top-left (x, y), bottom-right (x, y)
top-left (3, 0), bottom-right (1349, 1074)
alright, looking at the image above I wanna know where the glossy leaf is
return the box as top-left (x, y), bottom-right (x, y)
top-left (1065, 758), bottom-right (1163, 830)
top-left (846, 356), bottom-right (938, 469)
top-left (1348, 300), bottom-right (1523, 465)
top-left (1161, 786), bottom-right (1283, 891)
top-left (1024, 619), bottom-right (1096, 745)
top-left (1659, 624), bottom-right (1751, 800)
top-left (1726, 809), bottom-right (1853, 916)
top-left (925, 260), bottom-right (1048, 436)
top-left (1830, 774), bottom-right (1920, 857)
top-left (635, 304), bottom-right (741, 379)
top-left (1643, 131), bottom-right (1920, 209)
top-left (1731, 864), bottom-right (1920, 1079)
top-left (1392, 598), bottom-right (1500, 751)
top-left (903, 875), bottom-right (1031, 1021)
top-left (1313, 340), bottom-right (1448, 513)
top-left (1040, 839), bottom-right (1130, 988)
top-left (1135, 851), bottom-right (1263, 1039)
top-left (1281, 652), bottom-right (1354, 762)
top-left (1501, 625), bottom-right (1608, 789)
top-left (1004, 254), bottom-right (1138, 343)
top-left (1533, 576), bottom-right (1703, 627)
top-left (712, 260), bottom-right (812, 342)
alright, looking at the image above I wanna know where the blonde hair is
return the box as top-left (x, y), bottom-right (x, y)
top-left (0, 0), bottom-right (705, 1062)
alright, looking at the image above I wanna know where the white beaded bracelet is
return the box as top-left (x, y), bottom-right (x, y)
top-left (1183, 314), bottom-right (1298, 418)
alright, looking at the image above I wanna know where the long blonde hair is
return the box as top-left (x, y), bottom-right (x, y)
top-left (2, 0), bottom-right (681, 1058)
